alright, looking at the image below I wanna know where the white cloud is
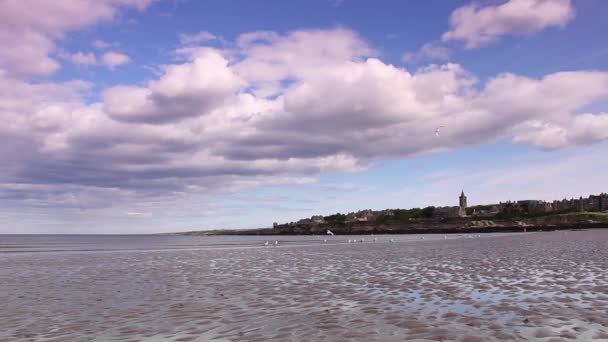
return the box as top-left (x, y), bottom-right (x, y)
top-left (102, 51), bottom-right (131, 69)
top-left (0, 0), bottom-right (152, 76)
top-left (103, 48), bottom-right (245, 123)
top-left (512, 113), bottom-right (608, 149)
top-left (402, 42), bottom-right (451, 63)
top-left (232, 27), bottom-right (377, 93)
top-left (71, 51), bottom-right (97, 65)
top-left (2, 27), bottom-right (608, 228)
top-left (179, 31), bottom-right (216, 45)
top-left (442, 0), bottom-right (575, 48)
top-left (0, 30), bottom-right (59, 76)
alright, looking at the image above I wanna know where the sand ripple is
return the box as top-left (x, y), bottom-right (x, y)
top-left (1, 230), bottom-right (608, 341)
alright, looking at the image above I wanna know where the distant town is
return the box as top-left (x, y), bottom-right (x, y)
top-left (174, 191), bottom-right (608, 236)
top-left (273, 191), bottom-right (608, 228)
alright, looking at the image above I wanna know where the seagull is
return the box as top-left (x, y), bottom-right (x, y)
top-left (264, 241), bottom-right (269, 247)
top-left (435, 126), bottom-right (444, 137)
top-left (274, 241), bottom-right (278, 246)
top-left (390, 238), bottom-right (395, 243)
top-left (326, 230), bottom-right (334, 236)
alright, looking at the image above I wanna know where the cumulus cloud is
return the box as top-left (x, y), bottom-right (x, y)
top-left (442, 0), bottom-right (575, 48)
top-left (402, 42), bottom-right (451, 63)
top-left (512, 113), bottom-right (608, 149)
top-left (103, 49), bottom-right (245, 123)
top-left (232, 28), bottom-right (377, 98)
top-left (102, 51), bottom-right (131, 69)
top-left (71, 51), bottom-right (97, 65)
top-left (2, 26), bottom-right (608, 219)
top-left (0, 0), bottom-right (151, 76)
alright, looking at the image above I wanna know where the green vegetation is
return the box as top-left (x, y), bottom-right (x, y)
top-left (421, 206), bottom-right (435, 218)
top-left (324, 213), bottom-right (347, 226)
top-left (585, 213), bottom-right (608, 222)
top-left (374, 214), bottom-right (391, 224)
top-left (375, 206), bottom-right (435, 224)
top-left (393, 208), bottom-right (421, 221)
top-left (472, 205), bottom-right (495, 211)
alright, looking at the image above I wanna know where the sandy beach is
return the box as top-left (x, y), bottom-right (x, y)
top-left (1, 230), bottom-right (607, 341)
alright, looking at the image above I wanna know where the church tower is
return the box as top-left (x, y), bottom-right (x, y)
top-left (458, 190), bottom-right (467, 217)
top-left (459, 190), bottom-right (467, 208)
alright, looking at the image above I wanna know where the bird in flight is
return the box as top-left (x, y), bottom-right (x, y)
top-left (435, 126), bottom-right (444, 137)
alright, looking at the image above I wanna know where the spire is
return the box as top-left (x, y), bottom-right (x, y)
top-left (461, 189), bottom-right (464, 197)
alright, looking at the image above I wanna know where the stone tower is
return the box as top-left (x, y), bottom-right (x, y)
top-left (458, 190), bottom-right (467, 217)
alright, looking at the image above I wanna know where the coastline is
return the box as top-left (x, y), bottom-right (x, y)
top-left (173, 212), bottom-right (608, 235)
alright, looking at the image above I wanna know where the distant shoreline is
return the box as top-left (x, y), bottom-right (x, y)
top-left (171, 214), bottom-right (608, 236)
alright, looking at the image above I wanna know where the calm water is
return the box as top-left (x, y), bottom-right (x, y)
top-left (0, 233), bottom-right (503, 254)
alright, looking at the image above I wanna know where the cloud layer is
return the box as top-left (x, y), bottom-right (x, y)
top-left (0, 7), bottom-right (606, 221)
top-left (443, 0), bottom-right (575, 48)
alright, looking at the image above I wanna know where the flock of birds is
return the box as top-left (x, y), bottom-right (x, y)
top-left (263, 230), bottom-right (484, 247)
top-left (263, 240), bottom-right (279, 247)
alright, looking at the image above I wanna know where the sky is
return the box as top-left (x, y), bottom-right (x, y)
top-left (1, 0), bottom-right (608, 234)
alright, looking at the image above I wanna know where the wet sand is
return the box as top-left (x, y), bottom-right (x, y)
top-left (1, 230), bottom-right (607, 341)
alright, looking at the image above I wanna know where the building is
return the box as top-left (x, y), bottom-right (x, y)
top-left (601, 193), bottom-right (608, 212)
top-left (552, 198), bottom-right (577, 211)
top-left (380, 209), bottom-right (394, 216)
top-left (458, 190), bottom-right (467, 217)
top-left (587, 193), bottom-right (608, 211)
top-left (353, 209), bottom-right (375, 222)
top-left (517, 200), bottom-right (550, 214)
top-left (311, 215), bottom-right (326, 224)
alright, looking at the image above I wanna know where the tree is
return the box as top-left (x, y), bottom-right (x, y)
top-left (324, 213), bottom-right (346, 225)
top-left (421, 206), bottom-right (435, 218)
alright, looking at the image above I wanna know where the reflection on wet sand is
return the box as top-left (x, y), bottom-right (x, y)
top-left (1, 230), bottom-right (608, 341)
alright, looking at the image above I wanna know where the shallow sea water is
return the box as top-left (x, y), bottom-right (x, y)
top-left (1, 231), bottom-right (607, 341)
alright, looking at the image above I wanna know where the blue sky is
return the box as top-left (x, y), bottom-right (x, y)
top-left (1, 0), bottom-right (607, 234)
top-left (56, 0), bottom-right (608, 80)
